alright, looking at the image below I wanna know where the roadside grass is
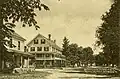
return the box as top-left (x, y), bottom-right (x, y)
top-left (0, 71), bottom-right (51, 79)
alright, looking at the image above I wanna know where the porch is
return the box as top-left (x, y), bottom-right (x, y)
top-left (5, 49), bottom-right (35, 73)
top-left (36, 59), bottom-right (66, 68)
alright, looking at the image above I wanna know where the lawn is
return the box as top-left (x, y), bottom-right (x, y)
top-left (0, 71), bottom-right (51, 79)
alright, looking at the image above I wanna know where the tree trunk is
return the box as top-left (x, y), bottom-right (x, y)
top-left (0, 4), bottom-right (4, 71)
top-left (0, 44), bottom-right (2, 71)
top-left (119, 5), bottom-right (120, 68)
top-left (0, 6), bottom-right (2, 71)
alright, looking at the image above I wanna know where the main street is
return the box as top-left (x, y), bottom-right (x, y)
top-left (0, 68), bottom-right (120, 79)
top-left (36, 69), bottom-right (120, 79)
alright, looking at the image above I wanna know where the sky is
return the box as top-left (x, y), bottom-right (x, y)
top-left (14, 0), bottom-right (112, 53)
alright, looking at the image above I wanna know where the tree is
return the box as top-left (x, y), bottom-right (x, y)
top-left (0, 0), bottom-right (49, 71)
top-left (62, 37), bottom-right (94, 67)
top-left (95, 52), bottom-right (105, 66)
top-left (77, 46), bottom-right (83, 66)
top-left (82, 47), bottom-right (94, 66)
top-left (67, 43), bottom-right (79, 67)
top-left (62, 37), bottom-right (70, 57)
top-left (95, 0), bottom-right (120, 66)
top-left (68, 43), bottom-right (78, 56)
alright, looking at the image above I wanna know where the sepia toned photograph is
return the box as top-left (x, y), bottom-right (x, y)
top-left (0, 0), bottom-right (120, 79)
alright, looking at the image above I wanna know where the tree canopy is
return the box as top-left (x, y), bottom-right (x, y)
top-left (62, 37), bottom-right (94, 67)
top-left (62, 37), bottom-right (70, 57)
top-left (95, 0), bottom-right (120, 66)
top-left (95, 52), bottom-right (105, 66)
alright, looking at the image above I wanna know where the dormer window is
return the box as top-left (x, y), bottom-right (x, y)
top-left (34, 39), bottom-right (38, 44)
top-left (41, 39), bottom-right (45, 44)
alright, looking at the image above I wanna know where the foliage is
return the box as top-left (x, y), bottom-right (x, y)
top-left (95, 0), bottom-right (120, 66)
top-left (0, 0), bottom-right (49, 71)
top-left (82, 47), bottom-right (94, 66)
top-left (1, 0), bottom-right (49, 28)
top-left (62, 37), bottom-right (94, 67)
top-left (77, 46), bottom-right (83, 62)
top-left (67, 43), bottom-right (79, 66)
top-left (95, 52), bottom-right (105, 66)
top-left (62, 37), bottom-right (70, 57)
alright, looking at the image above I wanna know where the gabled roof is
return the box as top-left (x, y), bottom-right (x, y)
top-left (27, 33), bottom-right (62, 51)
top-left (12, 32), bottom-right (26, 41)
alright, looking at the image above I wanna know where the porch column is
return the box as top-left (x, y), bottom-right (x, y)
top-left (27, 57), bottom-right (30, 68)
top-left (43, 60), bottom-right (46, 68)
top-left (61, 60), bottom-right (62, 67)
top-left (20, 55), bottom-right (23, 68)
top-left (2, 60), bottom-right (4, 70)
top-left (53, 54), bottom-right (55, 67)
top-left (43, 54), bottom-right (45, 67)
top-left (50, 60), bottom-right (52, 67)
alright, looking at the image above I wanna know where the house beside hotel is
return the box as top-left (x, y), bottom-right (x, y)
top-left (6, 32), bottom-right (35, 69)
top-left (27, 33), bottom-right (66, 68)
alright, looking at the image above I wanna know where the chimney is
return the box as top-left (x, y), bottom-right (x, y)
top-left (48, 34), bottom-right (51, 40)
top-left (54, 40), bottom-right (56, 43)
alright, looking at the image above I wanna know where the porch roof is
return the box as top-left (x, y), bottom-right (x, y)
top-left (36, 57), bottom-right (65, 60)
top-left (30, 51), bottom-right (62, 54)
top-left (7, 49), bottom-right (32, 56)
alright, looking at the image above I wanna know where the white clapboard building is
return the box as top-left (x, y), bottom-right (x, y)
top-left (27, 33), bottom-right (66, 68)
top-left (7, 32), bottom-right (34, 69)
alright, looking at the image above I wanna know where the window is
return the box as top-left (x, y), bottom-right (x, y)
top-left (9, 38), bottom-right (12, 48)
top-left (24, 46), bottom-right (27, 52)
top-left (34, 39), bottom-right (38, 44)
top-left (37, 54), bottom-right (43, 57)
top-left (31, 47), bottom-right (35, 51)
top-left (45, 54), bottom-right (50, 57)
top-left (52, 54), bottom-right (54, 58)
top-left (18, 41), bottom-right (20, 50)
top-left (24, 46), bottom-right (28, 52)
top-left (44, 47), bottom-right (49, 51)
top-left (37, 47), bottom-right (42, 51)
top-left (52, 47), bottom-right (55, 51)
top-left (41, 39), bottom-right (45, 44)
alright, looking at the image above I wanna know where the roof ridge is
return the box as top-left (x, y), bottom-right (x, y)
top-left (27, 33), bottom-right (62, 51)
top-left (27, 33), bottom-right (40, 45)
top-left (12, 32), bottom-right (26, 41)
